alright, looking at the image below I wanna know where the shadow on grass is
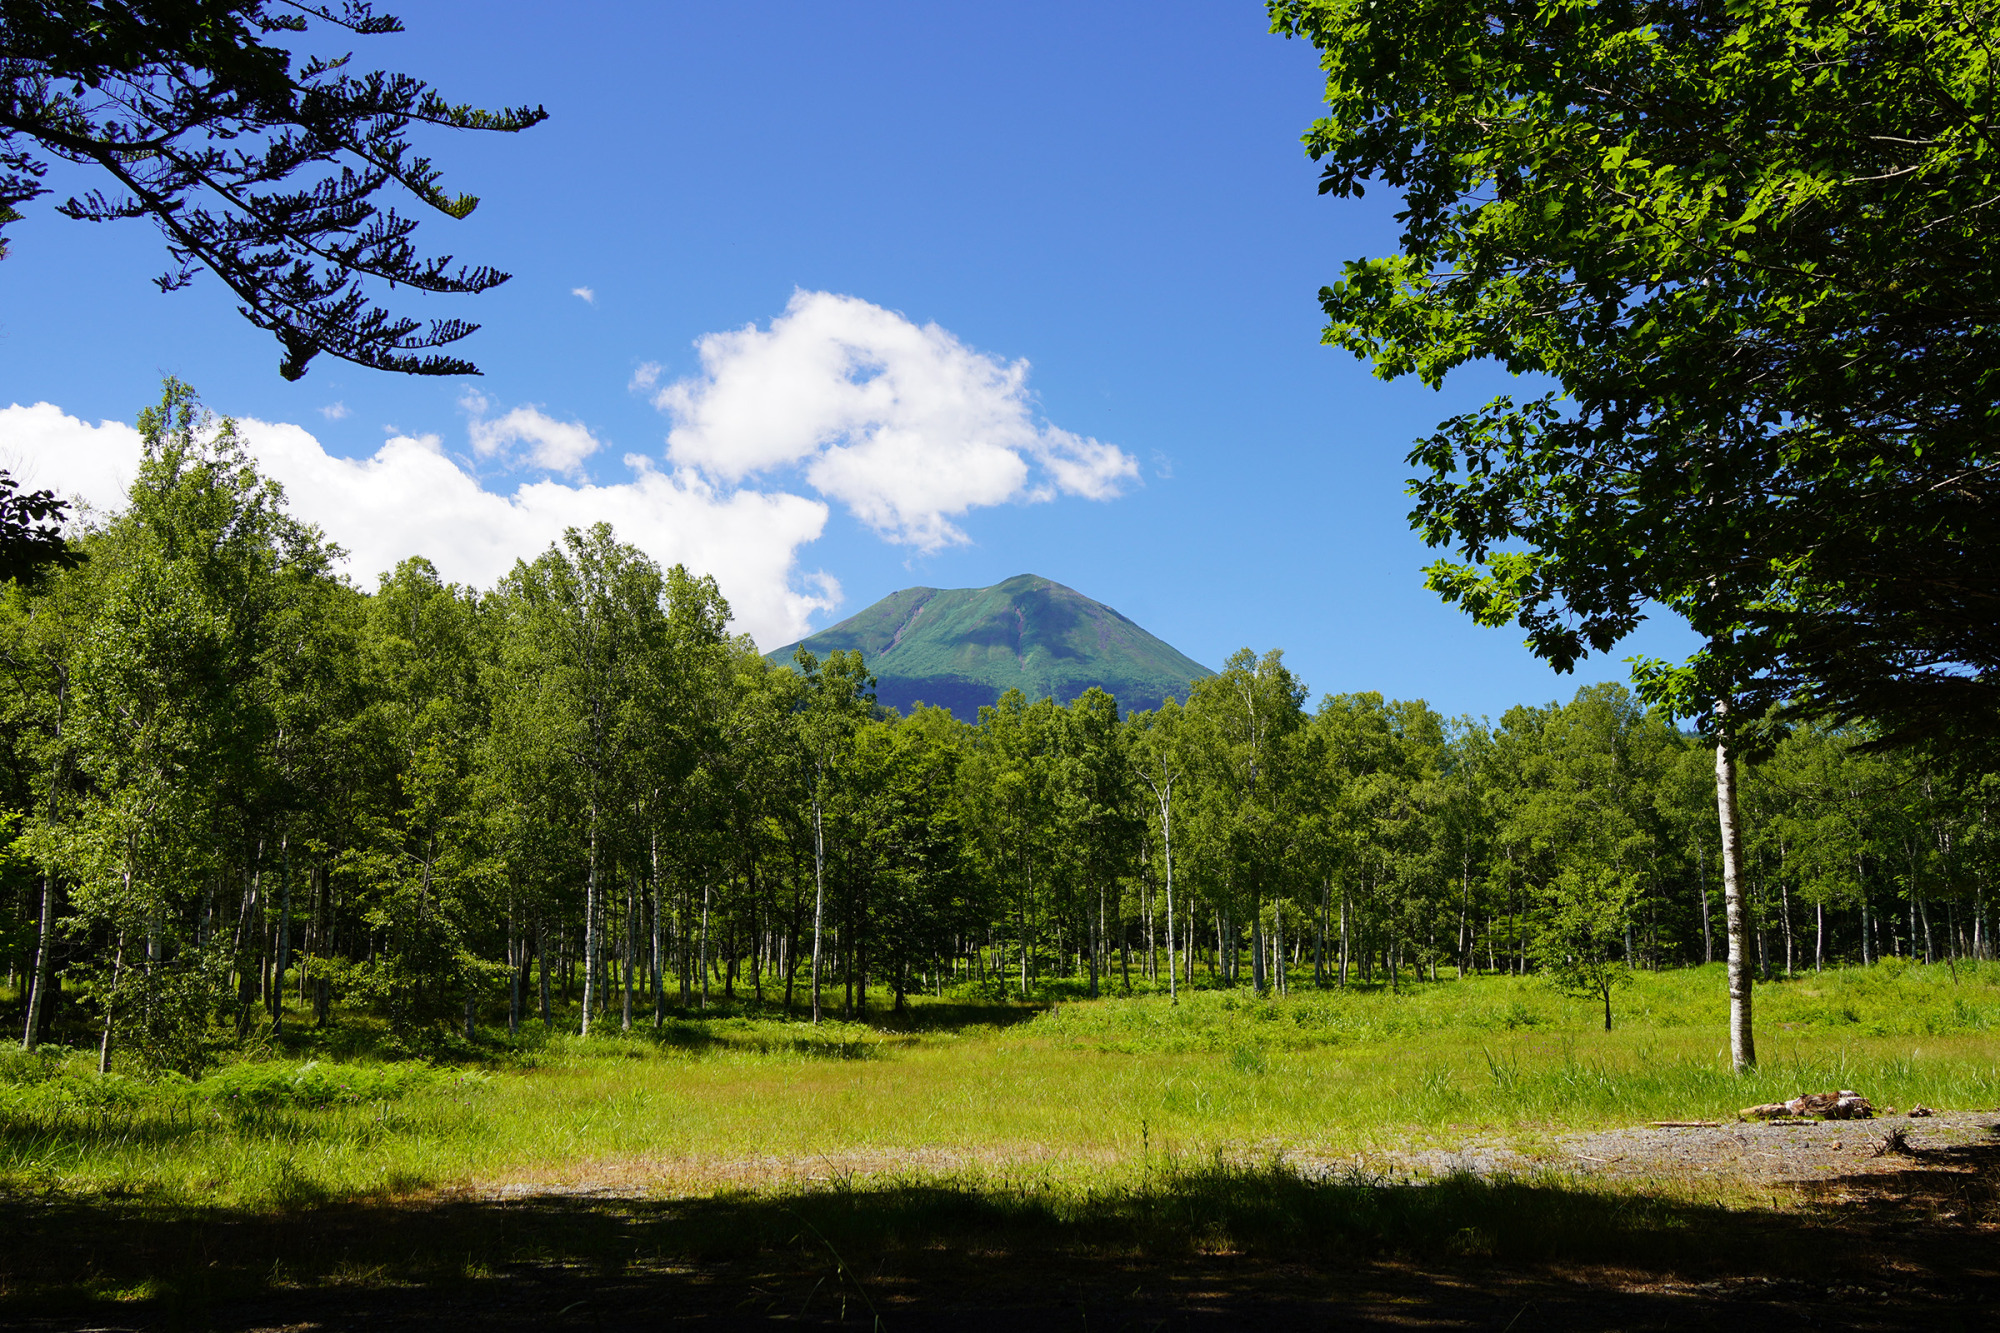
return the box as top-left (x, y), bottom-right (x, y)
top-left (241, 993), bottom-right (1051, 1069)
top-left (866, 999), bottom-right (1046, 1033)
top-left (4, 1146), bottom-right (1997, 1330)
top-left (648, 1021), bottom-right (897, 1061)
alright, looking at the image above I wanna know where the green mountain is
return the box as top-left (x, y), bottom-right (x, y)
top-left (768, 574), bottom-right (1214, 720)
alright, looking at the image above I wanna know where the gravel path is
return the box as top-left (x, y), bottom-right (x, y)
top-left (1331, 1110), bottom-right (2000, 1187)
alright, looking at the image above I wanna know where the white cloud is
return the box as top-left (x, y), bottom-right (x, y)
top-left (653, 290), bottom-right (1139, 552)
top-left (4, 294), bottom-right (1140, 648)
top-left (461, 392), bottom-right (604, 476)
top-left (319, 401), bottom-right (350, 421)
top-left (572, 286), bottom-right (595, 303)
top-left (0, 402), bottom-right (838, 649)
top-left (0, 401), bottom-right (138, 519)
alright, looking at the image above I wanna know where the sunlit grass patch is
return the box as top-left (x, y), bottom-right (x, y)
top-left (0, 961), bottom-right (1994, 1209)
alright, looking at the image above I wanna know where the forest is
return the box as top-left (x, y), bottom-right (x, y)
top-left (7, 385), bottom-right (1995, 1070)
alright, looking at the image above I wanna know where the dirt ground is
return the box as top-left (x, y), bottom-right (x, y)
top-left (1349, 1109), bottom-right (2000, 1188)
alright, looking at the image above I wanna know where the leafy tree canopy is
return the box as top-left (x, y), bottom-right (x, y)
top-left (0, 0), bottom-right (546, 378)
top-left (1271, 0), bottom-right (2000, 754)
top-left (0, 469), bottom-right (79, 583)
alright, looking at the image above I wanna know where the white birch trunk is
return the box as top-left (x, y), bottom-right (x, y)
top-left (1714, 706), bottom-right (1756, 1071)
top-left (810, 787), bottom-right (826, 1025)
top-left (582, 796), bottom-right (599, 1036)
top-left (651, 832), bottom-right (664, 1027)
top-left (622, 875), bottom-right (634, 1032)
top-left (99, 934), bottom-right (125, 1074)
top-left (272, 831), bottom-right (291, 1033)
top-left (1163, 800), bottom-right (1177, 1004)
top-left (22, 873), bottom-right (53, 1050)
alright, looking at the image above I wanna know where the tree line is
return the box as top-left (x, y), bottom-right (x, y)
top-left (5, 386), bottom-right (1996, 1071)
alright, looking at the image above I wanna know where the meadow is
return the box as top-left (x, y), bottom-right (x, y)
top-left (3, 962), bottom-right (1998, 1325)
top-left (4, 960), bottom-right (1998, 1205)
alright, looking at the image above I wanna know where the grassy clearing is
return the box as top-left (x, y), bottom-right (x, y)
top-left (1, 961), bottom-right (1996, 1209)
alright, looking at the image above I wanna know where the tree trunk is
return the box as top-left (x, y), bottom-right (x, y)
top-left (1715, 707), bottom-right (1756, 1071)
top-left (1315, 880), bottom-right (1329, 986)
top-left (699, 880), bottom-right (712, 1010)
top-left (98, 934), bottom-right (125, 1074)
top-left (1274, 899), bottom-right (1286, 996)
top-left (622, 874), bottom-right (635, 1031)
top-left (1858, 860), bottom-right (1873, 966)
top-left (21, 873), bottom-right (54, 1051)
top-left (1698, 844), bottom-right (1712, 964)
top-left (271, 832), bottom-right (292, 1033)
top-left (651, 837), bottom-right (664, 1027)
top-left (811, 789), bottom-right (827, 1024)
top-left (1780, 870), bottom-right (1795, 977)
top-left (1458, 858), bottom-right (1473, 977)
top-left (1754, 878), bottom-right (1769, 982)
top-left (1019, 870), bottom-right (1029, 997)
top-left (537, 915), bottom-right (552, 1027)
top-left (1251, 904), bottom-right (1266, 995)
top-left (1088, 885), bottom-right (1101, 998)
top-left (785, 869), bottom-right (801, 1016)
top-left (1143, 856), bottom-right (1157, 983)
top-left (1162, 798), bottom-right (1177, 1004)
top-left (582, 796), bottom-right (600, 1036)
top-left (509, 927), bottom-right (522, 1036)
top-left (1338, 884), bottom-right (1350, 988)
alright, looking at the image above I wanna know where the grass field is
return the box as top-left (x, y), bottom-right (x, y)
top-left (3, 962), bottom-right (1997, 1325)
top-left (3, 960), bottom-right (1997, 1206)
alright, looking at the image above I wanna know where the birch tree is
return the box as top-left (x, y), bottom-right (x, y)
top-left (789, 647), bottom-right (874, 1023)
top-left (493, 525), bottom-right (665, 1036)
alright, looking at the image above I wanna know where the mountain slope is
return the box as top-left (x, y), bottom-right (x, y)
top-left (768, 574), bottom-right (1214, 719)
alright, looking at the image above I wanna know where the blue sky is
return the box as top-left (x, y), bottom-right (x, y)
top-left (0, 1), bottom-right (1697, 721)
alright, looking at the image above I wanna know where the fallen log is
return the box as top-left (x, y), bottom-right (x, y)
top-left (1739, 1090), bottom-right (1874, 1121)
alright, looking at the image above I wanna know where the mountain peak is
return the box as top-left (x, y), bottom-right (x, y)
top-left (769, 576), bottom-right (1212, 720)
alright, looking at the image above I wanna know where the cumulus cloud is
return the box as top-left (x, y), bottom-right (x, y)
top-left (572, 286), bottom-right (595, 303)
top-left (319, 401), bottom-right (350, 421)
top-left (5, 295), bottom-right (1143, 647)
top-left (0, 402), bottom-right (838, 648)
top-left (461, 392), bottom-right (604, 476)
top-left (653, 290), bottom-right (1139, 551)
top-left (0, 402), bottom-right (139, 518)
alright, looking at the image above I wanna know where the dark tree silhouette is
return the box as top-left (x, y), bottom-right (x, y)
top-left (0, 0), bottom-right (546, 378)
top-left (0, 469), bottom-right (78, 582)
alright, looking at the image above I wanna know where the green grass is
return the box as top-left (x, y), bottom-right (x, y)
top-left (1, 961), bottom-right (1996, 1210)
